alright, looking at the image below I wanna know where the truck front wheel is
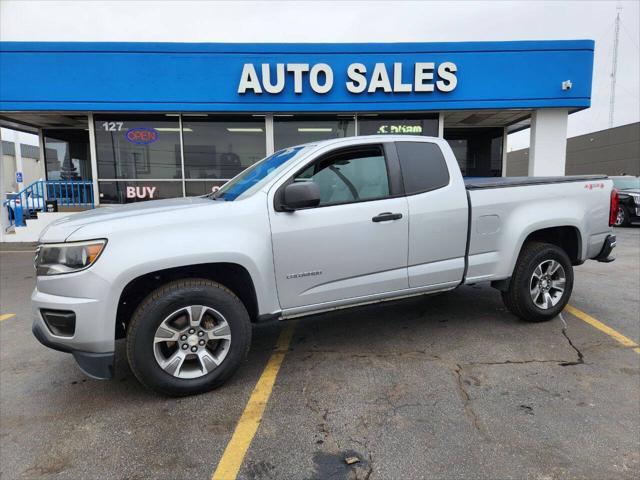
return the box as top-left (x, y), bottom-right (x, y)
top-left (501, 242), bottom-right (574, 322)
top-left (126, 279), bottom-right (251, 396)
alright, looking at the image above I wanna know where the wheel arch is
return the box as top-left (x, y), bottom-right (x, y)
top-left (520, 225), bottom-right (583, 265)
top-left (115, 262), bottom-right (259, 339)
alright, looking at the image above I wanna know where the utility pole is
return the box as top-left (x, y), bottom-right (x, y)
top-left (609, 6), bottom-right (622, 128)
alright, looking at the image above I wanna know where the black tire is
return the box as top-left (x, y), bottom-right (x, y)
top-left (615, 206), bottom-right (631, 227)
top-left (501, 242), bottom-right (574, 322)
top-left (126, 278), bottom-right (251, 396)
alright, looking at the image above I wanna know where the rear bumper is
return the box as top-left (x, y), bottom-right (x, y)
top-left (593, 234), bottom-right (616, 263)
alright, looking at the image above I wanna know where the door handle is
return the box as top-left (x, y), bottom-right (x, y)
top-left (372, 212), bottom-right (403, 222)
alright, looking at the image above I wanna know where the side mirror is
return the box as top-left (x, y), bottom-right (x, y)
top-left (282, 182), bottom-right (320, 210)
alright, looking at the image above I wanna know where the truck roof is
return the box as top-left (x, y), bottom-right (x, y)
top-left (282, 134), bottom-right (442, 151)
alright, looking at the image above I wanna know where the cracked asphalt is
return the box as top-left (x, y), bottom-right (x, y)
top-left (1, 228), bottom-right (639, 480)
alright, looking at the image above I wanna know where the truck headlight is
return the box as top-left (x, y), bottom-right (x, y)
top-left (35, 240), bottom-right (107, 276)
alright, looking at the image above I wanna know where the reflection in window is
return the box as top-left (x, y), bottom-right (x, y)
top-left (185, 180), bottom-right (227, 197)
top-left (94, 115), bottom-right (182, 180)
top-left (182, 116), bottom-right (266, 180)
top-left (274, 115), bottom-right (355, 151)
top-left (44, 129), bottom-right (91, 181)
top-left (358, 114), bottom-right (438, 137)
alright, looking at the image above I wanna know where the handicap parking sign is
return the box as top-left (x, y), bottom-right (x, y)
top-left (16, 171), bottom-right (23, 183)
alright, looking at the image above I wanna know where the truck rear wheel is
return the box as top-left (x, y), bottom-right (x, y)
top-left (126, 279), bottom-right (251, 396)
top-left (501, 242), bottom-right (574, 322)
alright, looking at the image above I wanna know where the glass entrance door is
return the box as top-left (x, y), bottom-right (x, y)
top-left (444, 127), bottom-right (503, 177)
top-left (43, 129), bottom-right (92, 181)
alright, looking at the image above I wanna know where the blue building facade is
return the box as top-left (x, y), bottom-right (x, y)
top-left (0, 40), bottom-right (594, 203)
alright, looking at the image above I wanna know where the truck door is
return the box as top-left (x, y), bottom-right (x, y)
top-left (269, 143), bottom-right (409, 310)
top-left (395, 141), bottom-right (469, 289)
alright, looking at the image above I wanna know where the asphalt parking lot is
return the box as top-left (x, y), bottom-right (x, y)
top-left (1, 228), bottom-right (639, 480)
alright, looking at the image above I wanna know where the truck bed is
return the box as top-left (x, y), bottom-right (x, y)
top-left (464, 175), bottom-right (608, 190)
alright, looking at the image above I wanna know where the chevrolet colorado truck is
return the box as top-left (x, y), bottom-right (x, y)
top-left (32, 135), bottom-right (618, 396)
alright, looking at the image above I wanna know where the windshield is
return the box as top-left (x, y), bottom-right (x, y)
top-left (212, 146), bottom-right (307, 201)
top-left (612, 177), bottom-right (640, 190)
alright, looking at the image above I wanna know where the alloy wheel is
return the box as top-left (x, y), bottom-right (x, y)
top-left (153, 305), bottom-right (231, 379)
top-left (529, 259), bottom-right (566, 310)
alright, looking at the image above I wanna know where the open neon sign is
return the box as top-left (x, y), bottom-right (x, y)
top-left (125, 127), bottom-right (159, 145)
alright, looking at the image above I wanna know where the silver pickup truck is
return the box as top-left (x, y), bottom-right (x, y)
top-left (32, 135), bottom-right (618, 396)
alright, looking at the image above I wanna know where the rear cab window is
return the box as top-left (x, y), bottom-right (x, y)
top-left (395, 141), bottom-right (450, 195)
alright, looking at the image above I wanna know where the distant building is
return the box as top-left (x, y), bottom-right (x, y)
top-left (507, 122), bottom-right (640, 177)
top-left (1, 140), bottom-right (42, 193)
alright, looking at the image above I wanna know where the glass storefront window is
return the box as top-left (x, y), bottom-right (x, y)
top-left (94, 115), bottom-right (182, 180)
top-left (44, 129), bottom-right (91, 181)
top-left (444, 127), bottom-right (503, 177)
top-left (88, 111), bottom-right (459, 203)
top-left (182, 115), bottom-right (266, 181)
top-left (98, 181), bottom-right (183, 204)
top-left (185, 180), bottom-right (227, 197)
top-left (358, 113), bottom-right (438, 137)
top-left (274, 115), bottom-right (355, 150)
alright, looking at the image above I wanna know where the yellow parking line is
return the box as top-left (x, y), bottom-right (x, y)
top-left (212, 322), bottom-right (296, 480)
top-left (565, 304), bottom-right (640, 354)
top-left (0, 313), bottom-right (16, 322)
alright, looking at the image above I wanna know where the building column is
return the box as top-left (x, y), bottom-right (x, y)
top-left (38, 128), bottom-right (46, 180)
top-left (528, 109), bottom-right (568, 176)
top-left (265, 114), bottom-right (274, 155)
top-left (87, 113), bottom-right (100, 206)
top-left (501, 127), bottom-right (508, 177)
top-left (0, 132), bottom-right (7, 239)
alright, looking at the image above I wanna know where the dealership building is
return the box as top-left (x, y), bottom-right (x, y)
top-left (0, 40), bottom-right (594, 205)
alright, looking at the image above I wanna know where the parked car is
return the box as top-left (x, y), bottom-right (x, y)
top-left (611, 175), bottom-right (640, 227)
top-left (32, 136), bottom-right (617, 396)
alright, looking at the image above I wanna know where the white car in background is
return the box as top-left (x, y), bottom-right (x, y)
top-left (4, 193), bottom-right (44, 222)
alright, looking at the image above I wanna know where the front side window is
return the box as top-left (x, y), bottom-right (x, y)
top-left (294, 146), bottom-right (390, 206)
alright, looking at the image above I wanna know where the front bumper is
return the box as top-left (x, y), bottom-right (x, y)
top-left (31, 274), bottom-right (117, 379)
top-left (32, 322), bottom-right (114, 379)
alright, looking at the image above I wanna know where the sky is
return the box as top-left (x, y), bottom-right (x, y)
top-left (1, 0), bottom-right (639, 150)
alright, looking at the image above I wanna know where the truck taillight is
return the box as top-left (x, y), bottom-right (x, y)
top-left (609, 188), bottom-right (619, 227)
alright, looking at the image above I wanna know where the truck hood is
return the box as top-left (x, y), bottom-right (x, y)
top-left (39, 197), bottom-right (219, 243)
